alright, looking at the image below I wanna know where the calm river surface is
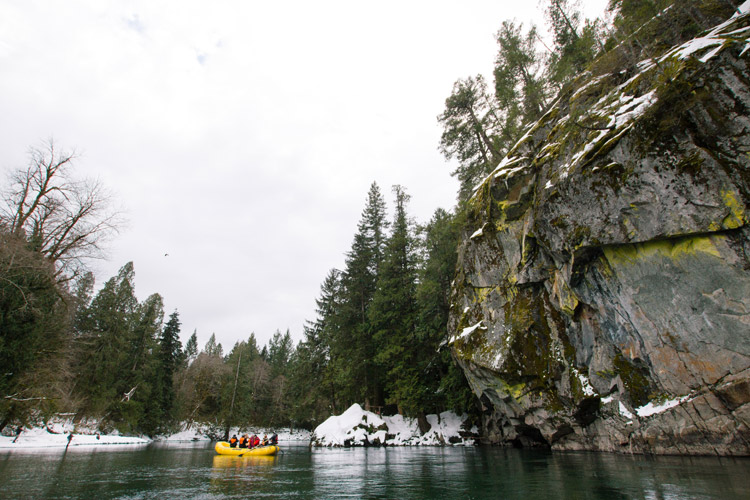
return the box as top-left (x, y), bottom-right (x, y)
top-left (1, 442), bottom-right (748, 499)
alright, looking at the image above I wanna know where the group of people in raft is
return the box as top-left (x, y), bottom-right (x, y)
top-left (229, 432), bottom-right (278, 449)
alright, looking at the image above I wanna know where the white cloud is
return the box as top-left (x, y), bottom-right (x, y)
top-left (0, 0), bottom-right (607, 349)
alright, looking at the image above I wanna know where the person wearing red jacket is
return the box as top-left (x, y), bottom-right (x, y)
top-left (250, 434), bottom-right (260, 447)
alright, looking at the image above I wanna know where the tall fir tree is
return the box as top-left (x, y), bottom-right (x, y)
top-left (334, 182), bottom-right (389, 408)
top-left (371, 185), bottom-right (418, 414)
top-left (74, 262), bottom-right (139, 414)
top-left (156, 310), bottom-right (182, 429)
top-left (267, 329), bottom-right (294, 379)
top-left (126, 292), bottom-right (164, 435)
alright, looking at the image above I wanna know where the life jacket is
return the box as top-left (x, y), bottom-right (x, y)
top-left (270, 434), bottom-right (278, 445)
top-left (252, 435), bottom-right (260, 447)
top-left (239, 436), bottom-right (247, 448)
top-left (229, 437), bottom-right (238, 448)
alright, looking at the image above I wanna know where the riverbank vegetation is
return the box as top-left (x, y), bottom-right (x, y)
top-left (0, 149), bottom-right (473, 435)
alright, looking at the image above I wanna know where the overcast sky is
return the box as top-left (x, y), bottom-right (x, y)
top-left (0, 0), bottom-right (607, 351)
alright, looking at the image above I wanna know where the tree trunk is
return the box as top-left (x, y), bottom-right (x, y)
top-left (417, 413), bottom-right (431, 435)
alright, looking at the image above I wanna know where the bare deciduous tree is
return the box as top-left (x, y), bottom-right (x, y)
top-left (0, 141), bottom-right (121, 281)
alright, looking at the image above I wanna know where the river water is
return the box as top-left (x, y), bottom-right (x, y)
top-left (0, 442), bottom-right (748, 499)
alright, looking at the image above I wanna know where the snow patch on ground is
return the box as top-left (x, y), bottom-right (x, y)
top-left (311, 404), bottom-right (477, 447)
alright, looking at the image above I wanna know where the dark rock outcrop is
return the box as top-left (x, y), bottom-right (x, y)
top-left (448, 10), bottom-right (750, 455)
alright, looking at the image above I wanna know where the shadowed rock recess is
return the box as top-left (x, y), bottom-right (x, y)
top-left (448, 10), bottom-right (750, 455)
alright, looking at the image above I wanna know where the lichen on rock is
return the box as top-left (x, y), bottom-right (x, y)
top-left (448, 7), bottom-right (750, 455)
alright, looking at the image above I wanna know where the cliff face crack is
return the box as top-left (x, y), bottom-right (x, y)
top-left (449, 10), bottom-right (750, 455)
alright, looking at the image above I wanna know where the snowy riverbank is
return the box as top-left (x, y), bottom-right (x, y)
top-left (160, 424), bottom-right (312, 443)
top-left (0, 427), bottom-right (149, 450)
top-left (311, 403), bottom-right (478, 446)
top-left (0, 417), bottom-right (311, 451)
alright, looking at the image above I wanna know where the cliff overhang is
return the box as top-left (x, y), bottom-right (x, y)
top-left (448, 8), bottom-right (750, 455)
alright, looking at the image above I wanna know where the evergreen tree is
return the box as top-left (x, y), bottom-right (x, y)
top-left (74, 262), bottom-right (139, 414)
top-left (156, 310), bottom-right (182, 428)
top-left (0, 231), bottom-right (71, 430)
top-left (494, 21), bottom-right (549, 133)
top-left (218, 337), bottom-right (262, 431)
top-left (362, 182), bottom-right (389, 274)
top-left (203, 333), bottom-right (223, 357)
top-left (288, 269), bottom-right (342, 426)
top-left (260, 329), bottom-right (294, 425)
top-left (126, 292), bottom-right (164, 435)
top-left (545, 0), bottom-right (604, 85)
top-left (287, 337), bottom-right (329, 427)
top-left (129, 293), bottom-right (163, 374)
top-left (184, 330), bottom-right (198, 365)
top-left (267, 329), bottom-right (293, 378)
top-left (438, 75), bottom-right (503, 201)
top-left (371, 186), bottom-right (419, 414)
top-left (71, 262), bottom-right (169, 434)
top-left (415, 208), bottom-right (475, 416)
top-left (334, 182), bottom-right (389, 408)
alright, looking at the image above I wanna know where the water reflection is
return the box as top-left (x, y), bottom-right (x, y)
top-left (306, 446), bottom-right (750, 500)
top-left (0, 443), bottom-right (748, 499)
top-left (209, 452), bottom-right (278, 496)
top-left (212, 454), bottom-right (277, 470)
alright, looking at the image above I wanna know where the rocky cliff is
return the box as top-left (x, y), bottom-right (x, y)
top-left (448, 8), bottom-right (750, 455)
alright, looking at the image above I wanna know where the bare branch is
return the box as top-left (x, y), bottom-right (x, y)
top-left (0, 276), bottom-right (29, 308)
top-left (4, 394), bottom-right (56, 402)
top-left (1, 140), bottom-right (122, 281)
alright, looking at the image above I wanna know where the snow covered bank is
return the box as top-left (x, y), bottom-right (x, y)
top-left (0, 427), bottom-right (149, 450)
top-left (159, 423), bottom-right (311, 443)
top-left (0, 416), bottom-right (312, 451)
top-left (311, 404), bottom-right (478, 447)
top-left (0, 415), bottom-right (149, 451)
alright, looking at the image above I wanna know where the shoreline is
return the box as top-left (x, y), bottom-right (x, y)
top-left (0, 424), bottom-right (312, 451)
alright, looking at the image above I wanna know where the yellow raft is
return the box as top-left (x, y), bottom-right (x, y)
top-left (214, 441), bottom-right (280, 456)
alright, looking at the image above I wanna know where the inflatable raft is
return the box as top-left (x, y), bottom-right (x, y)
top-left (214, 441), bottom-right (280, 456)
